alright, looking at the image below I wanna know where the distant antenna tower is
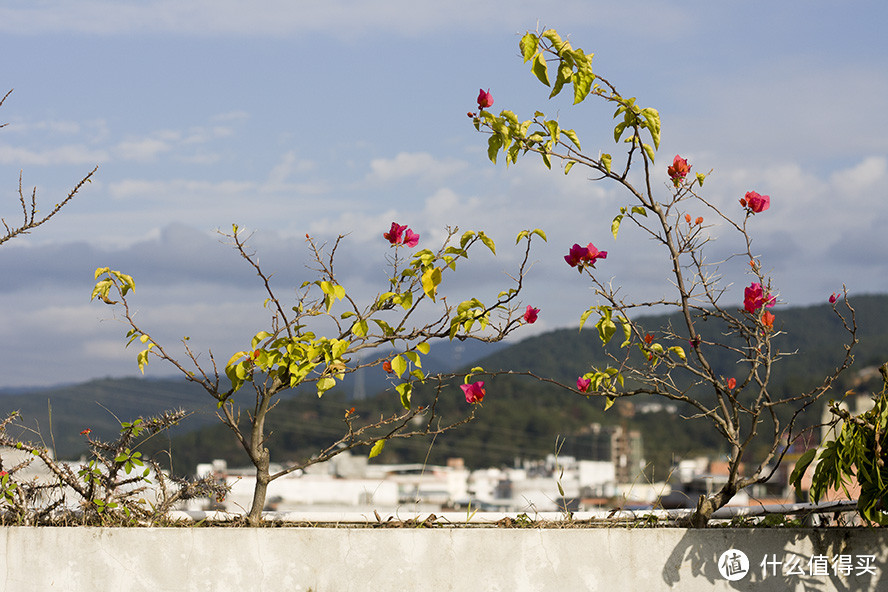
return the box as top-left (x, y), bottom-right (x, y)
top-left (353, 365), bottom-right (366, 400)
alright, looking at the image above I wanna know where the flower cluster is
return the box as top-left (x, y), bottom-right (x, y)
top-left (740, 191), bottom-right (770, 214)
top-left (383, 222), bottom-right (420, 247)
top-left (564, 243), bottom-right (607, 269)
top-left (667, 155), bottom-right (691, 187)
top-left (461, 381), bottom-right (486, 404)
top-left (744, 282), bottom-right (775, 313)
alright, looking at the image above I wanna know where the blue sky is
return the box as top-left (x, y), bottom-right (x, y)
top-left (1, 1), bottom-right (886, 388)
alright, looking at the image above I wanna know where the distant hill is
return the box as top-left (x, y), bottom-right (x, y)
top-left (3, 295), bottom-right (886, 475)
top-left (0, 338), bottom-right (504, 459)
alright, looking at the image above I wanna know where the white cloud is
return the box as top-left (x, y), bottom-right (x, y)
top-left (368, 152), bottom-right (468, 184)
top-left (0, 143), bottom-right (108, 166)
top-left (114, 137), bottom-right (171, 161)
top-left (108, 178), bottom-right (254, 200)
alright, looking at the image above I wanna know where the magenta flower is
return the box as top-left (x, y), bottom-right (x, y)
top-left (564, 243), bottom-right (608, 269)
top-left (743, 282), bottom-right (776, 313)
top-left (740, 191), bottom-right (770, 214)
top-left (461, 381), bottom-right (486, 404)
top-left (403, 228), bottom-right (420, 248)
top-left (384, 222), bottom-right (419, 247)
top-left (477, 88), bottom-right (494, 110)
top-left (667, 155), bottom-right (691, 187)
top-left (577, 377), bottom-right (591, 393)
top-left (829, 293), bottom-right (839, 304)
top-left (523, 305), bottom-right (539, 324)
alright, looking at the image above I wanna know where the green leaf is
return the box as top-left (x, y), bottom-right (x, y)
top-left (369, 440), bottom-right (385, 459)
top-left (519, 32), bottom-right (538, 63)
top-left (696, 172), bottom-right (706, 186)
top-left (416, 342), bottom-right (430, 355)
top-left (478, 232), bottom-right (496, 255)
top-left (562, 129), bottom-right (581, 151)
top-left (642, 143), bottom-right (655, 164)
top-left (564, 161), bottom-right (574, 175)
top-left (404, 351), bottom-right (421, 368)
top-left (604, 396), bottom-right (615, 411)
top-left (600, 153), bottom-right (612, 174)
top-left (351, 319), bottom-right (369, 338)
top-left (579, 307), bottom-right (595, 331)
top-left (669, 346), bottom-right (687, 361)
top-left (317, 376), bottom-right (336, 396)
top-left (251, 331), bottom-right (272, 349)
top-left (790, 448), bottom-right (817, 500)
top-left (396, 382), bottom-right (412, 410)
top-left (487, 134), bottom-right (503, 164)
top-left (572, 68), bottom-right (595, 105)
top-left (611, 215), bottom-right (623, 239)
top-left (596, 314), bottom-right (617, 345)
top-left (391, 355), bottom-right (407, 378)
top-left (421, 267), bottom-right (442, 301)
top-left (532, 52), bottom-right (550, 86)
top-left (630, 206), bottom-right (648, 217)
top-left (640, 107), bottom-right (661, 149)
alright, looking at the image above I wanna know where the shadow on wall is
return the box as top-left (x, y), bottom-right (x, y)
top-left (663, 528), bottom-right (888, 591)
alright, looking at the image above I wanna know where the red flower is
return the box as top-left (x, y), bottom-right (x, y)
top-left (695, 217), bottom-right (703, 225)
top-left (523, 305), bottom-right (539, 324)
top-left (829, 293), bottom-right (839, 304)
top-left (667, 155), bottom-right (691, 187)
top-left (577, 377), bottom-right (592, 393)
top-left (564, 243), bottom-right (608, 269)
top-left (80, 428), bottom-right (91, 436)
top-left (382, 361), bottom-right (393, 374)
top-left (761, 310), bottom-right (775, 331)
top-left (684, 214), bottom-right (692, 224)
top-left (744, 282), bottom-right (776, 313)
top-left (740, 191), bottom-right (770, 214)
top-left (477, 89), bottom-right (494, 110)
top-left (644, 333), bottom-right (654, 344)
top-left (461, 381), bottom-right (486, 404)
top-left (727, 377), bottom-right (736, 390)
top-left (384, 222), bottom-right (420, 247)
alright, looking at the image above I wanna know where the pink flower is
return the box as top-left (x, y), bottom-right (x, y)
top-left (727, 377), bottom-right (736, 390)
top-left (744, 282), bottom-right (776, 313)
top-left (829, 293), bottom-right (839, 304)
top-left (577, 377), bottom-right (591, 393)
top-left (461, 381), bottom-right (486, 404)
top-left (667, 155), bottom-right (691, 187)
top-left (564, 243), bottom-right (608, 269)
top-left (384, 222), bottom-right (419, 247)
top-left (477, 88), bottom-right (494, 110)
top-left (740, 191), bottom-right (770, 214)
top-left (523, 305), bottom-right (539, 324)
top-left (403, 228), bottom-right (420, 248)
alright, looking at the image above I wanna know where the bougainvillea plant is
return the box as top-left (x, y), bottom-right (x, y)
top-left (471, 28), bottom-right (857, 526)
top-left (92, 223), bottom-right (545, 524)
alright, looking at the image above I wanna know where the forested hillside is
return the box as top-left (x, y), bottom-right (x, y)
top-left (3, 295), bottom-right (886, 476)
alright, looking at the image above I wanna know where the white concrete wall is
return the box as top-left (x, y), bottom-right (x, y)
top-left (1, 526), bottom-right (886, 591)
